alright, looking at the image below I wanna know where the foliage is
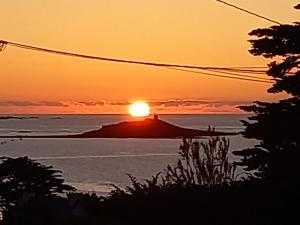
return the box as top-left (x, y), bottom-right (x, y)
top-left (111, 137), bottom-right (236, 197)
top-left (164, 137), bottom-right (236, 187)
top-left (1, 139), bottom-right (297, 225)
top-left (66, 192), bottom-right (105, 215)
top-left (234, 5), bottom-right (300, 180)
top-left (0, 156), bottom-right (75, 210)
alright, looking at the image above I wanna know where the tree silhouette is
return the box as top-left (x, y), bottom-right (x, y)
top-left (0, 156), bottom-right (75, 210)
top-left (234, 4), bottom-right (300, 181)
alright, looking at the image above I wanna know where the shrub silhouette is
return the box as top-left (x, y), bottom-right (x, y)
top-left (2, 139), bottom-right (297, 225)
top-left (165, 137), bottom-right (236, 187)
top-left (0, 156), bottom-right (75, 210)
top-left (111, 137), bottom-right (236, 196)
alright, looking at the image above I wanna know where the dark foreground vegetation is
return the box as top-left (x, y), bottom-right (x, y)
top-left (1, 3), bottom-right (300, 225)
top-left (0, 137), bottom-right (298, 225)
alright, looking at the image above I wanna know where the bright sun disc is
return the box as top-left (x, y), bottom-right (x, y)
top-left (129, 101), bottom-right (150, 117)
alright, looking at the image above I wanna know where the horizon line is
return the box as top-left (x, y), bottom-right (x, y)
top-left (0, 112), bottom-right (250, 116)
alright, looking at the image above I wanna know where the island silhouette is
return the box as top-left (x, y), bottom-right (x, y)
top-left (0, 114), bottom-right (236, 139)
top-left (74, 114), bottom-right (236, 138)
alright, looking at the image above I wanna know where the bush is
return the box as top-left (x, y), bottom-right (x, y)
top-left (111, 137), bottom-right (237, 197)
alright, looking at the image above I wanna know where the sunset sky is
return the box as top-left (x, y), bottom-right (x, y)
top-left (0, 0), bottom-right (299, 114)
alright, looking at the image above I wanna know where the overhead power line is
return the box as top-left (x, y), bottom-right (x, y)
top-left (0, 40), bottom-right (272, 84)
top-left (206, 69), bottom-right (272, 81)
top-left (169, 67), bottom-right (273, 84)
top-left (0, 40), bottom-right (266, 72)
top-left (215, 0), bottom-right (282, 25)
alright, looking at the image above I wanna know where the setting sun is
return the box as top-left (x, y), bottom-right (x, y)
top-left (129, 101), bottom-right (150, 117)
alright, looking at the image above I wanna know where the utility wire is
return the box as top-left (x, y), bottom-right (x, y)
top-left (169, 67), bottom-right (273, 84)
top-left (206, 69), bottom-right (271, 81)
top-left (207, 67), bottom-right (267, 75)
top-left (0, 40), bottom-right (266, 73)
top-left (0, 40), bottom-right (271, 83)
top-left (215, 0), bottom-right (282, 25)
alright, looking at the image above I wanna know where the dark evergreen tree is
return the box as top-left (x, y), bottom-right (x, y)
top-left (234, 4), bottom-right (300, 182)
top-left (0, 156), bottom-right (75, 210)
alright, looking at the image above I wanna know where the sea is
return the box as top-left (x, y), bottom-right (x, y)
top-left (0, 114), bottom-right (258, 195)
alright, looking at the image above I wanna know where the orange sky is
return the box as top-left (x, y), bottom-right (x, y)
top-left (0, 0), bottom-right (299, 114)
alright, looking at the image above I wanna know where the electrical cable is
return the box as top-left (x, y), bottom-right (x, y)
top-left (215, 0), bottom-right (282, 25)
top-left (168, 67), bottom-right (273, 84)
top-left (0, 40), bottom-right (272, 83)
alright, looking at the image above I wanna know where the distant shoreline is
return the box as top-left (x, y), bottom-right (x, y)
top-left (0, 135), bottom-right (207, 139)
top-left (0, 116), bottom-right (39, 120)
top-left (0, 113), bottom-right (250, 116)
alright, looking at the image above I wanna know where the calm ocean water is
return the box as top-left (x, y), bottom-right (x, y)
top-left (0, 114), bottom-right (257, 194)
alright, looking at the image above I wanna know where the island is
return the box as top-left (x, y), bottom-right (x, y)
top-left (0, 116), bottom-right (39, 120)
top-left (71, 114), bottom-right (236, 139)
top-left (0, 115), bottom-right (237, 139)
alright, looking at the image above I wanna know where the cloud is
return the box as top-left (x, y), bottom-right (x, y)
top-left (0, 99), bottom-right (251, 113)
top-left (95, 99), bottom-right (250, 113)
top-left (89, 99), bottom-right (251, 109)
top-left (0, 100), bottom-right (108, 108)
top-left (77, 101), bottom-right (105, 106)
top-left (108, 100), bottom-right (130, 106)
top-left (0, 101), bottom-right (68, 107)
top-left (147, 99), bottom-right (250, 108)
